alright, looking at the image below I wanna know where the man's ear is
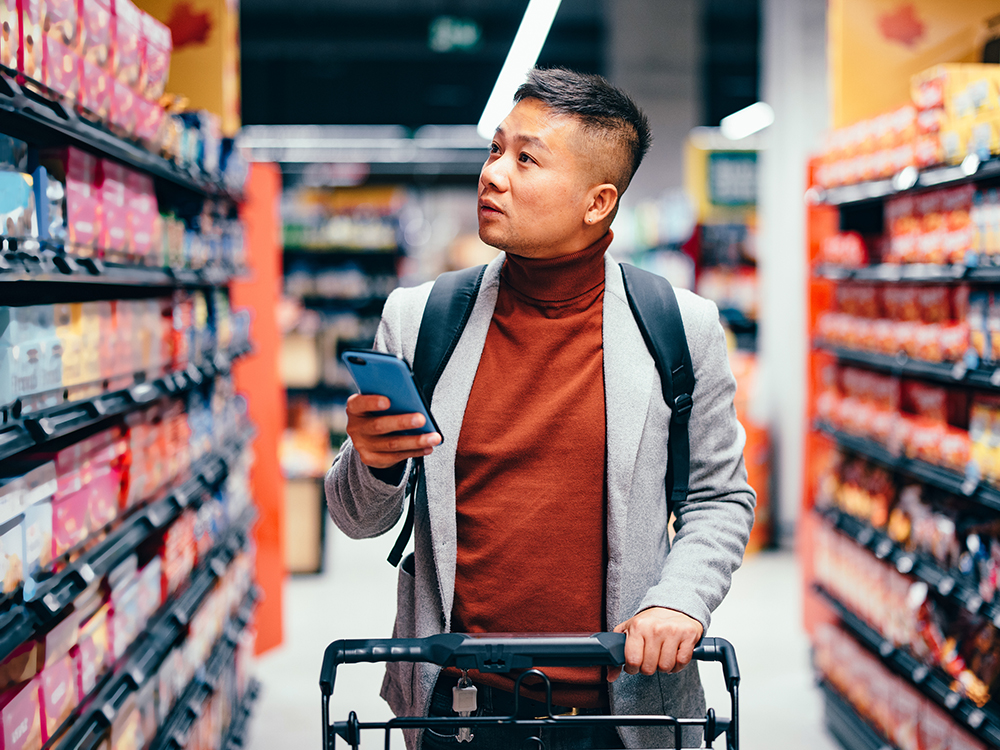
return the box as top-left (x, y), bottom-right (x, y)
top-left (584, 183), bottom-right (619, 226)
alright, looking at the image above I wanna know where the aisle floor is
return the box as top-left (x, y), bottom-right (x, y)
top-left (246, 522), bottom-right (840, 750)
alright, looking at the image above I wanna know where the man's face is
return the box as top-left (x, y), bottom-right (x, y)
top-left (478, 98), bottom-right (600, 259)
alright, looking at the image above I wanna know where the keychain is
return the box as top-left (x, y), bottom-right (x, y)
top-left (452, 671), bottom-right (478, 743)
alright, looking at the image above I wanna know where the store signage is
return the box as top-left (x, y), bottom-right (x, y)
top-left (429, 16), bottom-right (482, 53)
top-left (708, 152), bottom-right (757, 207)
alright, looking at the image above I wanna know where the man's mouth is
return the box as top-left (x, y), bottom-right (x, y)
top-left (479, 200), bottom-right (503, 215)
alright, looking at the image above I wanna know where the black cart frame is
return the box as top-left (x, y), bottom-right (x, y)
top-left (320, 634), bottom-right (740, 750)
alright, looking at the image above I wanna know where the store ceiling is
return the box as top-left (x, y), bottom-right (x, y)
top-left (240, 0), bottom-right (604, 127)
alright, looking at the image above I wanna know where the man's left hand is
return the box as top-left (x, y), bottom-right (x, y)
top-left (607, 607), bottom-right (704, 682)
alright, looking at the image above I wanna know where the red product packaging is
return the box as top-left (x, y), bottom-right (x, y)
top-left (0, 676), bottom-right (41, 750)
top-left (139, 11), bottom-right (169, 99)
top-left (17, 0), bottom-right (41, 81)
top-left (160, 510), bottom-right (194, 598)
top-left (51, 486), bottom-right (89, 557)
top-left (125, 170), bottom-right (156, 258)
top-left (78, 56), bottom-right (111, 120)
top-left (108, 77), bottom-right (135, 135)
top-left (110, 0), bottom-right (138, 87)
top-left (86, 462), bottom-right (120, 530)
top-left (41, 0), bottom-right (75, 48)
top-left (40, 35), bottom-right (78, 101)
top-left (2, 0), bottom-right (19, 70)
top-left (77, 0), bottom-right (109, 70)
top-left (99, 159), bottom-right (127, 255)
top-left (916, 286), bottom-right (953, 323)
top-left (38, 655), bottom-right (75, 742)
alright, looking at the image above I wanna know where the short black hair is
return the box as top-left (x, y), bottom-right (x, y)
top-left (514, 67), bottom-right (652, 194)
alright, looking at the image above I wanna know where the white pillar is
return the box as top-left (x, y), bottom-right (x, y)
top-left (758, 0), bottom-right (828, 544)
top-left (607, 0), bottom-right (701, 200)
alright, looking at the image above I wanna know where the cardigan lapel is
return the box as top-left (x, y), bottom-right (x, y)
top-left (423, 253), bottom-right (505, 630)
top-left (602, 254), bottom-right (656, 626)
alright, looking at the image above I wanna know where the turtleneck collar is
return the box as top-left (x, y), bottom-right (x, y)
top-left (501, 231), bottom-right (612, 303)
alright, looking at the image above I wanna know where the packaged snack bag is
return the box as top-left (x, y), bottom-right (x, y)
top-left (77, 0), bottom-right (110, 70)
top-left (78, 56), bottom-right (111, 120)
top-left (1, 0), bottom-right (19, 70)
top-left (110, 0), bottom-right (138, 88)
top-left (139, 11), bottom-right (169, 99)
top-left (17, 0), bottom-right (41, 81)
top-left (0, 676), bottom-right (42, 750)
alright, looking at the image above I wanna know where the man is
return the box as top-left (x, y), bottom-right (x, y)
top-left (326, 68), bottom-right (755, 749)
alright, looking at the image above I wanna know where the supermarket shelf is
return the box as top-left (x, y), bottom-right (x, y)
top-left (220, 679), bottom-right (260, 750)
top-left (0, 341), bottom-right (252, 464)
top-left (816, 506), bottom-right (997, 622)
top-left (816, 585), bottom-right (1000, 747)
top-left (149, 593), bottom-right (258, 750)
top-left (51, 511), bottom-right (258, 750)
top-left (0, 437), bottom-right (250, 664)
top-left (297, 295), bottom-right (389, 313)
top-left (0, 251), bottom-right (246, 291)
top-left (815, 422), bottom-right (1000, 514)
top-left (283, 246), bottom-right (401, 259)
top-left (0, 68), bottom-right (233, 201)
top-left (815, 263), bottom-right (1000, 285)
top-left (813, 156), bottom-right (1000, 207)
top-left (820, 681), bottom-right (897, 750)
top-left (817, 344), bottom-right (1000, 392)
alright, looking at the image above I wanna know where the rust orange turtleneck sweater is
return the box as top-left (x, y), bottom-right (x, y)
top-left (450, 231), bottom-right (612, 708)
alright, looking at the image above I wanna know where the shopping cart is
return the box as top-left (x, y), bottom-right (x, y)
top-left (320, 633), bottom-right (740, 750)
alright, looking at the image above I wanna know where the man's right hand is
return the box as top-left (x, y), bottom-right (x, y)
top-left (346, 394), bottom-right (442, 469)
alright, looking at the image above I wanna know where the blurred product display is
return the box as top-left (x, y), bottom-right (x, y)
top-left (0, 2), bottom-right (261, 744)
top-left (805, 12), bottom-right (1000, 750)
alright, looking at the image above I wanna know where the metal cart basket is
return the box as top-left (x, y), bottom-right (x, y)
top-left (320, 633), bottom-right (740, 750)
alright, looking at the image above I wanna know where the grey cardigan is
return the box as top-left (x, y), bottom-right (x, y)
top-left (325, 251), bottom-right (756, 749)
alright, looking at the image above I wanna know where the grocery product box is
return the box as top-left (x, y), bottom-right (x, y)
top-left (0, 172), bottom-right (37, 239)
top-left (0, 477), bottom-right (23, 528)
top-left (139, 12), bottom-right (170, 99)
top-left (78, 57), bottom-right (111, 121)
top-left (40, 35), bottom-right (78, 102)
top-left (17, 0), bottom-right (42, 82)
top-left (78, 0), bottom-right (111, 71)
top-left (912, 63), bottom-right (1000, 119)
top-left (0, 515), bottom-right (23, 596)
top-left (111, 0), bottom-right (139, 87)
top-left (40, 148), bottom-right (102, 254)
top-left (0, 642), bottom-right (39, 695)
top-left (1, 0), bottom-right (18, 70)
top-left (100, 160), bottom-right (127, 255)
top-left (0, 676), bottom-right (42, 750)
top-left (20, 499), bottom-right (51, 595)
top-left (51, 486), bottom-right (89, 558)
top-left (125, 171), bottom-right (156, 259)
top-left (38, 654), bottom-right (76, 742)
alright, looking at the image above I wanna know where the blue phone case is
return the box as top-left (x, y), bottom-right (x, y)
top-left (340, 350), bottom-right (442, 440)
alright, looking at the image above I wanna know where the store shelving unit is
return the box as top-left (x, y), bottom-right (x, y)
top-left (0, 67), bottom-right (260, 750)
top-left (820, 681), bottom-right (900, 750)
top-left (804, 133), bottom-right (1000, 750)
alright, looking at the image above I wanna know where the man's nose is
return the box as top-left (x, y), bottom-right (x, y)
top-left (480, 155), bottom-right (509, 192)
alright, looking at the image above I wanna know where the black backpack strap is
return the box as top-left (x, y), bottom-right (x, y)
top-left (387, 264), bottom-right (488, 567)
top-left (619, 263), bottom-right (695, 516)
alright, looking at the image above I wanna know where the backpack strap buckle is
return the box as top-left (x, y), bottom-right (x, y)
top-left (673, 393), bottom-right (694, 424)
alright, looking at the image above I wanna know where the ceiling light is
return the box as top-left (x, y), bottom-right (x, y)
top-left (476, 0), bottom-right (563, 140)
top-left (720, 102), bottom-right (775, 141)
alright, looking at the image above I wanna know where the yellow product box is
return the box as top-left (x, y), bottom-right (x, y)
top-left (54, 303), bottom-right (83, 388)
top-left (912, 64), bottom-right (1000, 121)
top-left (969, 112), bottom-right (1000, 161)
top-left (940, 120), bottom-right (972, 164)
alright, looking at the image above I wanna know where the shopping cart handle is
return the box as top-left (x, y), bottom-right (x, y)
top-left (693, 637), bottom-right (740, 691)
top-left (320, 633), bottom-right (626, 696)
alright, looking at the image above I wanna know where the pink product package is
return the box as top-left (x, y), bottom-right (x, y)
top-left (111, 0), bottom-right (139, 87)
top-left (37, 654), bottom-right (76, 742)
top-left (139, 12), bottom-right (170, 99)
top-left (109, 78), bottom-right (136, 135)
top-left (17, 0), bottom-right (41, 81)
top-left (40, 35), bottom-right (79, 101)
top-left (1, 0), bottom-right (19, 71)
top-left (51, 486), bottom-right (89, 558)
top-left (78, 56), bottom-right (111, 120)
top-left (100, 160), bottom-right (127, 254)
top-left (77, 0), bottom-right (111, 70)
top-left (0, 676), bottom-right (41, 750)
top-left (125, 170), bottom-right (156, 257)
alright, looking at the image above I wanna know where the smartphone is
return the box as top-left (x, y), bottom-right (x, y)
top-left (340, 349), bottom-right (442, 441)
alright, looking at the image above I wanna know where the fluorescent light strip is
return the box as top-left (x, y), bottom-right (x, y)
top-left (720, 102), bottom-right (775, 141)
top-left (476, 0), bottom-right (563, 140)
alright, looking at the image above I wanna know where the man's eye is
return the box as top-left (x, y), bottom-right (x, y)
top-left (489, 143), bottom-right (500, 154)
top-left (518, 153), bottom-right (533, 163)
